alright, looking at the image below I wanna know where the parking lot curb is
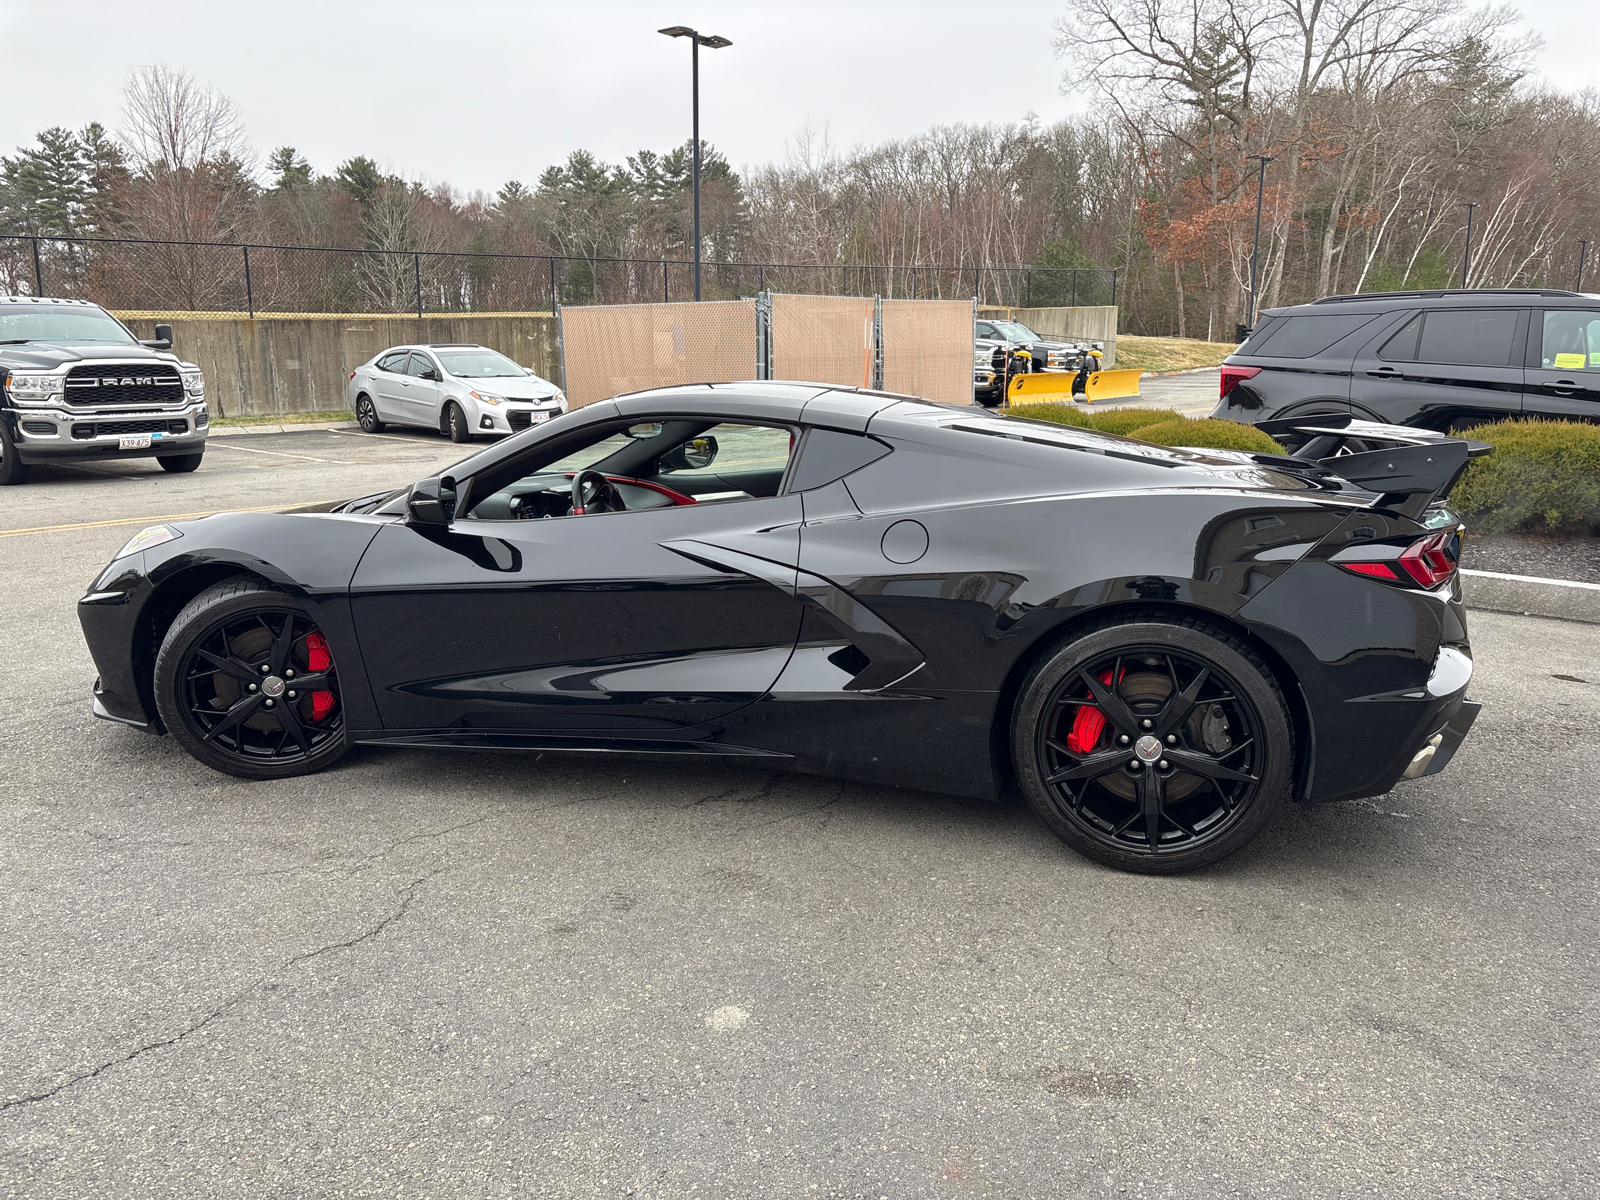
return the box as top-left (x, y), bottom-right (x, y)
top-left (209, 421), bottom-right (360, 437)
top-left (1462, 568), bottom-right (1600, 624)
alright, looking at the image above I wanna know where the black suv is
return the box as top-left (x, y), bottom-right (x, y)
top-left (1213, 289), bottom-right (1600, 432)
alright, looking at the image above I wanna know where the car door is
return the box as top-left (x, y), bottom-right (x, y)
top-left (400, 351), bottom-right (443, 428)
top-left (347, 430), bottom-right (807, 738)
top-left (1349, 306), bottom-right (1526, 430)
top-left (1523, 307), bottom-right (1600, 422)
top-left (371, 350), bottom-right (412, 422)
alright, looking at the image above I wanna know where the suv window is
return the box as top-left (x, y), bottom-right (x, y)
top-left (1383, 309), bottom-right (1518, 366)
top-left (1250, 313), bottom-right (1377, 358)
top-left (1539, 310), bottom-right (1600, 371)
top-left (376, 351), bottom-right (409, 372)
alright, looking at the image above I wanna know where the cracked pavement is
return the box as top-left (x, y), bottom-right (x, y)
top-left (2, 431), bottom-right (1598, 1198)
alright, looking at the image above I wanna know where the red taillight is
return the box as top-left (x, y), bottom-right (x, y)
top-left (349, 370), bottom-right (357, 381)
top-left (1336, 532), bottom-right (1459, 589)
top-left (1398, 531), bottom-right (1458, 589)
top-left (1220, 365), bottom-right (1261, 400)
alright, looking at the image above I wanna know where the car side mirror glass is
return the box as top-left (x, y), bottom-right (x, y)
top-left (406, 476), bottom-right (456, 526)
top-left (420, 367), bottom-right (439, 381)
top-left (661, 435), bottom-right (718, 471)
top-left (142, 322), bottom-right (173, 350)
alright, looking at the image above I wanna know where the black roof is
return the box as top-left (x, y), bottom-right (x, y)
top-left (1264, 288), bottom-right (1594, 318)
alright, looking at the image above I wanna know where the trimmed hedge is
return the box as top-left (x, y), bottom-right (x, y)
top-left (1130, 417), bottom-right (1287, 455)
top-left (1006, 402), bottom-right (1093, 427)
top-left (1081, 407), bottom-right (1180, 437)
top-left (1451, 419), bottom-right (1600, 534)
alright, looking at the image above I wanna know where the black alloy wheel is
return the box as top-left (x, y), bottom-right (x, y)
top-left (445, 402), bottom-right (471, 443)
top-left (356, 394), bottom-right (385, 433)
top-left (158, 452), bottom-right (204, 473)
top-left (154, 577), bottom-right (349, 779)
top-left (1012, 613), bottom-right (1292, 874)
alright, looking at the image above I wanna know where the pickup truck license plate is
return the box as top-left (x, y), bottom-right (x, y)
top-left (119, 434), bottom-right (153, 450)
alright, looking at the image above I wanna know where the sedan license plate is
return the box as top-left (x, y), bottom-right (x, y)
top-left (119, 434), bottom-right (153, 450)
top-left (529, 410), bottom-right (550, 424)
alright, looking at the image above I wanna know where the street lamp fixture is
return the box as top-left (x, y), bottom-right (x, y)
top-left (659, 25), bottom-right (733, 301)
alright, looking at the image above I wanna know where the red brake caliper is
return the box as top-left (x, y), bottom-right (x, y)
top-left (1065, 667), bottom-right (1121, 754)
top-left (305, 631), bottom-right (335, 721)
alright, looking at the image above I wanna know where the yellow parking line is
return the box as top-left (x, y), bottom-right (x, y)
top-left (0, 502), bottom-right (335, 539)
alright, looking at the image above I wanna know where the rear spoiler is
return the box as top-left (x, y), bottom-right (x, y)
top-left (1253, 413), bottom-right (1492, 519)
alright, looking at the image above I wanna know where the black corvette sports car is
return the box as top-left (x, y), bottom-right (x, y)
top-left (79, 383), bottom-right (1482, 873)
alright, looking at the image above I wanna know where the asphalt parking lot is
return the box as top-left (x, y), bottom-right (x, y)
top-left (1, 427), bottom-right (1597, 1199)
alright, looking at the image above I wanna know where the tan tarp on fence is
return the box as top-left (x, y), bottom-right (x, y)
top-left (559, 299), bottom-right (755, 408)
top-left (770, 294), bottom-right (876, 390)
top-left (881, 299), bottom-right (975, 407)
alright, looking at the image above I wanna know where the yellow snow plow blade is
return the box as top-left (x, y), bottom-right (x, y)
top-left (1082, 369), bottom-right (1144, 403)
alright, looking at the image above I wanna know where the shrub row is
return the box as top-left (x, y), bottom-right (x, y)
top-left (1005, 403), bottom-right (1286, 454)
top-left (1450, 419), bottom-right (1600, 535)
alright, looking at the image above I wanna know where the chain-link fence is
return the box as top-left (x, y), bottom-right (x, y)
top-left (559, 293), bottom-right (976, 411)
top-left (0, 233), bottom-right (1117, 316)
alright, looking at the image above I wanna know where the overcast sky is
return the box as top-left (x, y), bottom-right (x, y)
top-left (2, 0), bottom-right (1594, 196)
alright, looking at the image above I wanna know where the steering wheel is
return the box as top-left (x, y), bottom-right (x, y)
top-left (571, 469), bottom-right (626, 516)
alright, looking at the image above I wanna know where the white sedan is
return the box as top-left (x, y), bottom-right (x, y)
top-left (346, 344), bottom-right (568, 442)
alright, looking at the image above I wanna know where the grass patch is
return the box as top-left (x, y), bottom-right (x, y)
top-left (1452, 419), bottom-right (1600, 534)
top-left (1115, 334), bottom-right (1237, 373)
top-left (213, 409), bottom-right (355, 427)
top-left (1127, 417), bottom-right (1285, 455)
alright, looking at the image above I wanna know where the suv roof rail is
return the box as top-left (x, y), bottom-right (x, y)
top-left (1311, 288), bottom-right (1581, 304)
top-left (0, 295), bottom-right (96, 305)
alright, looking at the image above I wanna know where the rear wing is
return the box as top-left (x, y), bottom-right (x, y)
top-left (1253, 413), bottom-right (1492, 519)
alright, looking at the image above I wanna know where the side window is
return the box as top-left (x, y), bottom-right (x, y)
top-left (376, 351), bottom-right (408, 373)
top-left (788, 428), bottom-right (892, 491)
top-left (405, 352), bottom-right (437, 378)
top-left (1377, 313), bottom-right (1421, 362)
top-left (1540, 310), bottom-right (1600, 372)
top-left (1415, 309), bottom-right (1517, 366)
top-left (656, 423), bottom-right (793, 492)
top-left (1249, 313), bottom-right (1378, 358)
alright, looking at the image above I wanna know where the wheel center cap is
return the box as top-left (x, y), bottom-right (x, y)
top-left (261, 676), bottom-right (286, 699)
top-left (1134, 735), bottom-right (1162, 763)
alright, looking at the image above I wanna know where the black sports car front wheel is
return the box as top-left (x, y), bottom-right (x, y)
top-left (1013, 613), bottom-right (1292, 874)
top-left (154, 577), bottom-right (349, 779)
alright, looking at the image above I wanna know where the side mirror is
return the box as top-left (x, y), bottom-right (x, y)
top-left (420, 367), bottom-right (439, 381)
top-left (142, 322), bottom-right (173, 350)
top-left (406, 475), bottom-right (456, 526)
top-left (661, 435), bottom-right (718, 471)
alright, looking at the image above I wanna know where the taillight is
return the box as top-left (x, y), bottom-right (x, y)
top-left (1219, 365), bottom-right (1261, 400)
top-left (349, 370), bottom-right (357, 381)
top-left (1336, 531), bottom-right (1459, 589)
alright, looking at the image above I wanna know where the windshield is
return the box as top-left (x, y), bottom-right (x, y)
top-left (436, 348), bottom-right (527, 378)
top-left (0, 305), bottom-right (137, 345)
top-left (991, 321), bottom-right (1040, 342)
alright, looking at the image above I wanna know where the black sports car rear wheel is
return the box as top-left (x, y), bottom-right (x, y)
top-left (154, 577), bottom-right (349, 779)
top-left (1013, 614), bottom-right (1292, 874)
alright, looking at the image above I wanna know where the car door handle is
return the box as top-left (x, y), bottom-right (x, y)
top-left (1366, 366), bottom-right (1404, 377)
top-left (398, 379), bottom-right (410, 386)
top-left (1540, 379), bottom-right (1582, 391)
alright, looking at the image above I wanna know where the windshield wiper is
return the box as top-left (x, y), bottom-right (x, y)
top-left (0, 338), bottom-right (36, 345)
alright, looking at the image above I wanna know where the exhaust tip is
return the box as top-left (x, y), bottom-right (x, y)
top-left (1402, 733), bottom-right (1445, 780)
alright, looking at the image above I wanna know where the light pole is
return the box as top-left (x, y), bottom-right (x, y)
top-left (1246, 154), bottom-right (1275, 330)
top-left (1578, 240), bottom-right (1590, 292)
top-left (659, 25), bottom-right (732, 302)
top-left (1460, 202), bottom-right (1477, 288)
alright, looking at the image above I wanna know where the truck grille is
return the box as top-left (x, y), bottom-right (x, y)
top-left (64, 363), bottom-right (184, 407)
top-left (72, 419), bottom-right (189, 439)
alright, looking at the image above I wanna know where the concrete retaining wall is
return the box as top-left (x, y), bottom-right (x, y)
top-left (978, 305), bottom-right (1119, 366)
top-left (114, 312), bottom-right (560, 418)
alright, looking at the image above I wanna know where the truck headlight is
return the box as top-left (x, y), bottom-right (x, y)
top-left (6, 372), bottom-right (62, 402)
top-left (180, 370), bottom-right (205, 396)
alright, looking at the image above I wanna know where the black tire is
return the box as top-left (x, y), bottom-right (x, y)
top-left (0, 425), bottom-right (30, 485)
top-left (1012, 611), bottom-right (1292, 874)
top-left (154, 577), bottom-right (349, 779)
top-left (355, 394), bottom-right (385, 433)
top-left (158, 452), bottom-right (204, 473)
top-left (444, 401), bottom-right (471, 443)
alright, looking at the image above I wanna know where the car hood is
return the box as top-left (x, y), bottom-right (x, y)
top-left (0, 342), bottom-right (183, 368)
top-left (455, 378), bottom-right (559, 401)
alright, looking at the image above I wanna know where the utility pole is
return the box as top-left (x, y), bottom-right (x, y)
top-left (1578, 240), bottom-right (1591, 292)
top-left (1460, 203), bottom-right (1478, 288)
top-left (659, 26), bottom-right (732, 301)
top-left (1246, 154), bottom-right (1275, 330)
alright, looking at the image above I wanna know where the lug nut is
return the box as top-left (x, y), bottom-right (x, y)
top-left (1158, 760), bottom-right (1169, 770)
top-left (284, 669), bottom-right (295, 679)
top-left (260, 664), bottom-right (270, 674)
top-left (1119, 735), bottom-right (1130, 745)
top-left (1166, 735), bottom-right (1177, 745)
top-left (1142, 719), bottom-right (1153, 729)
top-left (248, 683), bottom-right (258, 692)
top-left (263, 699), bottom-right (274, 708)
top-left (1130, 759), bottom-right (1142, 769)
top-left (287, 690), bottom-right (297, 699)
